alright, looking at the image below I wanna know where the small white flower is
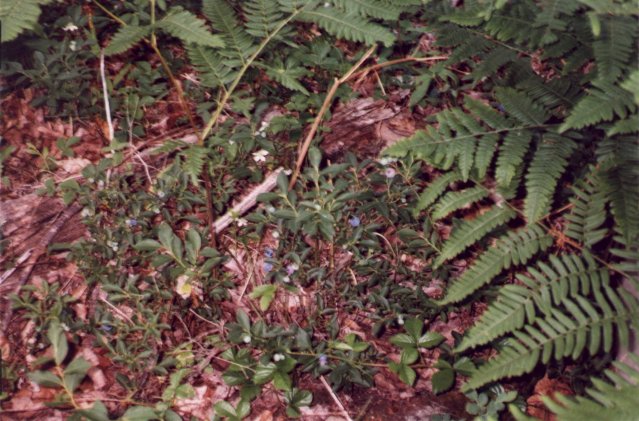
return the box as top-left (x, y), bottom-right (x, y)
top-left (378, 157), bottom-right (397, 166)
top-left (242, 335), bottom-right (252, 344)
top-left (229, 140), bottom-right (235, 145)
top-left (252, 149), bottom-right (269, 163)
top-left (236, 218), bottom-right (248, 227)
top-left (97, 180), bottom-right (105, 189)
top-left (63, 22), bottom-right (79, 32)
top-left (283, 169), bottom-right (292, 176)
top-left (282, 276), bottom-right (291, 283)
top-left (81, 208), bottom-right (91, 217)
top-left (266, 206), bottom-right (276, 213)
top-left (313, 203), bottom-right (321, 211)
top-left (272, 231), bottom-right (280, 239)
top-left (88, 177), bottom-right (95, 183)
top-left (157, 190), bottom-right (165, 198)
top-left (397, 316), bottom-right (405, 326)
top-left (384, 168), bottom-right (397, 179)
top-left (107, 241), bottom-right (119, 252)
top-left (69, 41), bottom-right (77, 51)
top-left (260, 131), bottom-right (267, 138)
top-left (153, 207), bottom-right (161, 214)
top-left (273, 353), bottom-right (285, 362)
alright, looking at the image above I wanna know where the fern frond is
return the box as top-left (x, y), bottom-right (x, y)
top-left (244, 0), bottom-right (285, 39)
top-left (607, 115), bottom-right (639, 136)
top-left (597, 137), bottom-right (639, 242)
top-left (331, 0), bottom-right (403, 20)
top-left (297, 7), bottom-right (395, 46)
top-left (104, 25), bottom-right (151, 56)
top-left (564, 172), bottom-right (609, 247)
top-left (462, 285), bottom-right (638, 391)
top-left (533, 0), bottom-right (581, 45)
top-left (202, 0), bottom-right (255, 64)
top-left (437, 225), bottom-right (552, 306)
top-left (413, 172), bottom-right (463, 214)
top-left (621, 70), bottom-right (639, 104)
top-left (560, 82), bottom-right (636, 131)
top-left (543, 355), bottom-right (639, 421)
top-left (180, 145), bottom-right (208, 185)
top-left (496, 87), bottom-right (549, 125)
top-left (471, 47), bottom-right (517, 83)
top-left (0, 0), bottom-right (50, 42)
top-left (434, 206), bottom-right (516, 268)
top-left (187, 44), bottom-right (236, 88)
top-left (484, 3), bottom-right (545, 46)
top-left (495, 130), bottom-right (532, 186)
top-left (524, 134), bottom-right (576, 223)
top-left (158, 9), bottom-right (224, 47)
top-left (456, 254), bottom-right (609, 353)
top-left (432, 187), bottom-right (489, 221)
top-left (593, 15), bottom-right (636, 83)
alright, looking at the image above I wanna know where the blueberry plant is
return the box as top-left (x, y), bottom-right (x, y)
top-left (1, 0), bottom-right (637, 420)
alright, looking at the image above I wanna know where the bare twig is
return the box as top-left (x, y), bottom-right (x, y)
top-left (213, 168), bottom-right (283, 233)
top-left (289, 45), bottom-right (377, 188)
top-left (99, 52), bottom-right (114, 142)
top-left (319, 375), bottom-right (353, 421)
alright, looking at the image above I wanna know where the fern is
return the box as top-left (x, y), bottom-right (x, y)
top-left (297, 8), bottom-right (395, 46)
top-left (462, 285), bottom-right (639, 391)
top-left (157, 10), bottom-right (224, 47)
top-left (560, 82), bottom-right (636, 131)
top-left (456, 254), bottom-right (610, 353)
top-left (331, 0), bottom-right (403, 20)
top-left (495, 88), bottom-right (549, 126)
top-left (437, 225), bottom-right (552, 306)
top-left (180, 146), bottom-right (208, 186)
top-left (542, 355), bottom-right (639, 421)
top-left (0, 0), bottom-right (51, 42)
top-left (533, 0), bottom-right (581, 45)
top-left (434, 206), bottom-right (516, 268)
top-left (104, 25), bottom-right (151, 56)
top-left (244, 0), bottom-right (285, 39)
top-left (524, 133), bottom-right (576, 223)
top-left (202, 0), bottom-right (256, 64)
top-left (431, 187), bottom-right (488, 221)
top-left (564, 171), bottom-right (609, 247)
top-left (413, 172), bottom-right (463, 214)
top-left (495, 130), bottom-right (532, 186)
top-left (187, 45), bottom-right (236, 87)
top-left (593, 15), bottom-right (636, 83)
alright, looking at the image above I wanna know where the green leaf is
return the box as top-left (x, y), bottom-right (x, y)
top-left (134, 239), bottom-right (162, 252)
top-left (0, 0), bottom-right (47, 42)
top-left (273, 371), bottom-right (292, 391)
top-left (121, 406), bottom-right (158, 421)
top-left (297, 8), bottom-right (395, 46)
top-left (104, 25), bottom-right (151, 56)
top-left (390, 333), bottom-right (415, 348)
top-left (47, 320), bottom-right (68, 365)
top-left (249, 284), bottom-right (278, 311)
top-left (417, 332), bottom-right (445, 348)
top-left (76, 401), bottom-right (111, 421)
top-left (389, 362), bottom-right (417, 386)
top-left (214, 401), bottom-right (237, 418)
top-left (400, 347), bottom-right (419, 365)
top-left (158, 10), bottom-right (224, 47)
top-left (404, 318), bottom-right (423, 339)
top-left (432, 369), bottom-right (455, 394)
top-left (62, 357), bottom-right (91, 392)
top-left (253, 363), bottom-right (277, 384)
top-left (28, 370), bottom-right (62, 388)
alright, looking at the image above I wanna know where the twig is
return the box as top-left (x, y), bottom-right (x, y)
top-left (0, 250), bottom-right (31, 285)
top-left (99, 51), bottom-right (114, 142)
top-left (319, 375), bottom-right (353, 421)
top-left (99, 297), bottom-right (134, 325)
top-left (213, 167), bottom-right (283, 233)
top-left (349, 55), bottom-right (448, 81)
top-left (289, 45), bottom-right (377, 188)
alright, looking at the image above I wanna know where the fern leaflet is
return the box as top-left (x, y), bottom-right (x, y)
top-left (434, 206), bottom-right (516, 268)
